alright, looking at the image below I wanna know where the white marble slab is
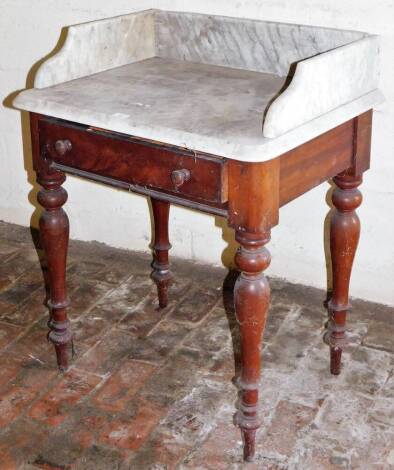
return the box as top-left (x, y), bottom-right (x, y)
top-left (263, 35), bottom-right (380, 137)
top-left (155, 11), bottom-right (365, 77)
top-left (14, 57), bottom-right (383, 162)
top-left (13, 10), bottom-right (382, 162)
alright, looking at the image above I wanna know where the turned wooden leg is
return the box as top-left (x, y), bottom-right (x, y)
top-left (234, 231), bottom-right (271, 462)
top-left (150, 198), bottom-right (172, 308)
top-left (37, 168), bottom-right (72, 371)
top-left (328, 172), bottom-right (362, 375)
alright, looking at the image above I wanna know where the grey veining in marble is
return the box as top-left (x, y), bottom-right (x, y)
top-left (155, 11), bottom-right (365, 77)
top-left (14, 9), bottom-right (382, 161)
top-left (263, 35), bottom-right (380, 137)
top-left (34, 10), bottom-right (155, 88)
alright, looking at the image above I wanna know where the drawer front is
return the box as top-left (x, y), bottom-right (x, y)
top-left (39, 119), bottom-right (228, 204)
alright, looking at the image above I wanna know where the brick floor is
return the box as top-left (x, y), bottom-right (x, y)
top-left (0, 221), bottom-right (393, 469)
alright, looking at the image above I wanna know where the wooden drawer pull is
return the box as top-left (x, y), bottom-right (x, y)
top-left (55, 139), bottom-right (72, 156)
top-left (171, 169), bottom-right (191, 189)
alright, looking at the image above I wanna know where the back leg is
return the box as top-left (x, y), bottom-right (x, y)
top-left (150, 198), bottom-right (173, 308)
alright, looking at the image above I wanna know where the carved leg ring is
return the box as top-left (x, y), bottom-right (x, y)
top-left (328, 172), bottom-right (362, 375)
top-left (150, 198), bottom-right (173, 308)
top-left (37, 169), bottom-right (72, 371)
top-left (234, 231), bottom-right (271, 461)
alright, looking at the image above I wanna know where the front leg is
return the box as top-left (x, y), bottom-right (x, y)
top-left (150, 198), bottom-right (172, 308)
top-left (328, 171), bottom-right (362, 375)
top-left (234, 230), bottom-right (271, 461)
top-left (227, 158), bottom-right (279, 462)
top-left (37, 167), bottom-right (72, 371)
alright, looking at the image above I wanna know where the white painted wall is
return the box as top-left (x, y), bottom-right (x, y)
top-left (1, 0), bottom-right (393, 305)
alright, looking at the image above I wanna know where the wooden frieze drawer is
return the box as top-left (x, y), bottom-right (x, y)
top-left (39, 119), bottom-right (228, 204)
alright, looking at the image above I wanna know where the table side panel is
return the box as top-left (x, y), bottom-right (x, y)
top-left (352, 110), bottom-right (372, 175)
top-left (38, 118), bottom-right (228, 204)
top-left (278, 118), bottom-right (356, 206)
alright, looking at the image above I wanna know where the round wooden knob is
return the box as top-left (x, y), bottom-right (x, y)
top-left (171, 169), bottom-right (191, 189)
top-left (54, 139), bottom-right (72, 156)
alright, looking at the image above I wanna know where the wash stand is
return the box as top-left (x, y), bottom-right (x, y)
top-left (14, 10), bottom-right (382, 461)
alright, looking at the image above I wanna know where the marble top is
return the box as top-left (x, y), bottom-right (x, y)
top-left (16, 58), bottom-right (286, 152)
top-left (13, 10), bottom-right (383, 162)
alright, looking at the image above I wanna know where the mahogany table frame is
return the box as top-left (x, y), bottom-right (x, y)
top-left (29, 109), bottom-right (372, 461)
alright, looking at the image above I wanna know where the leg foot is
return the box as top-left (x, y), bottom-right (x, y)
top-left (242, 429), bottom-right (257, 462)
top-left (48, 316), bottom-right (72, 371)
top-left (38, 168), bottom-right (72, 371)
top-left (234, 231), bottom-right (271, 461)
top-left (328, 172), bottom-right (362, 375)
top-left (151, 198), bottom-right (172, 308)
top-left (330, 346), bottom-right (342, 376)
top-left (53, 342), bottom-right (69, 372)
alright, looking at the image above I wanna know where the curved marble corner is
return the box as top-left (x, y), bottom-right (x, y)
top-left (34, 10), bottom-right (156, 88)
top-left (262, 35), bottom-right (380, 138)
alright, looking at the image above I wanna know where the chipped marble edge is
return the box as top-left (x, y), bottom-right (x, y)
top-left (13, 89), bottom-right (383, 163)
top-left (263, 35), bottom-right (381, 138)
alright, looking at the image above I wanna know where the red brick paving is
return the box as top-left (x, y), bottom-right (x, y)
top-left (28, 368), bottom-right (102, 426)
top-left (98, 401), bottom-right (167, 451)
top-left (0, 321), bottom-right (23, 350)
top-left (259, 400), bottom-right (318, 459)
top-left (0, 221), bottom-right (393, 469)
top-left (93, 360), bottom-right (157, 413)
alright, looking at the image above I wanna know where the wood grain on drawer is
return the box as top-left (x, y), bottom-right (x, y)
top-left (39, 119), bottom-right (228, 204)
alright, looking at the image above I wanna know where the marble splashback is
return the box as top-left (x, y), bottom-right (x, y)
top-left (263, 35), bottom-right (380, 137)
top-left (155, 11), bottom-right (366, 77)
top-left (34, 9), bottom-right (368, 88)
top-left (34, 10), bottom-right (155, 88)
